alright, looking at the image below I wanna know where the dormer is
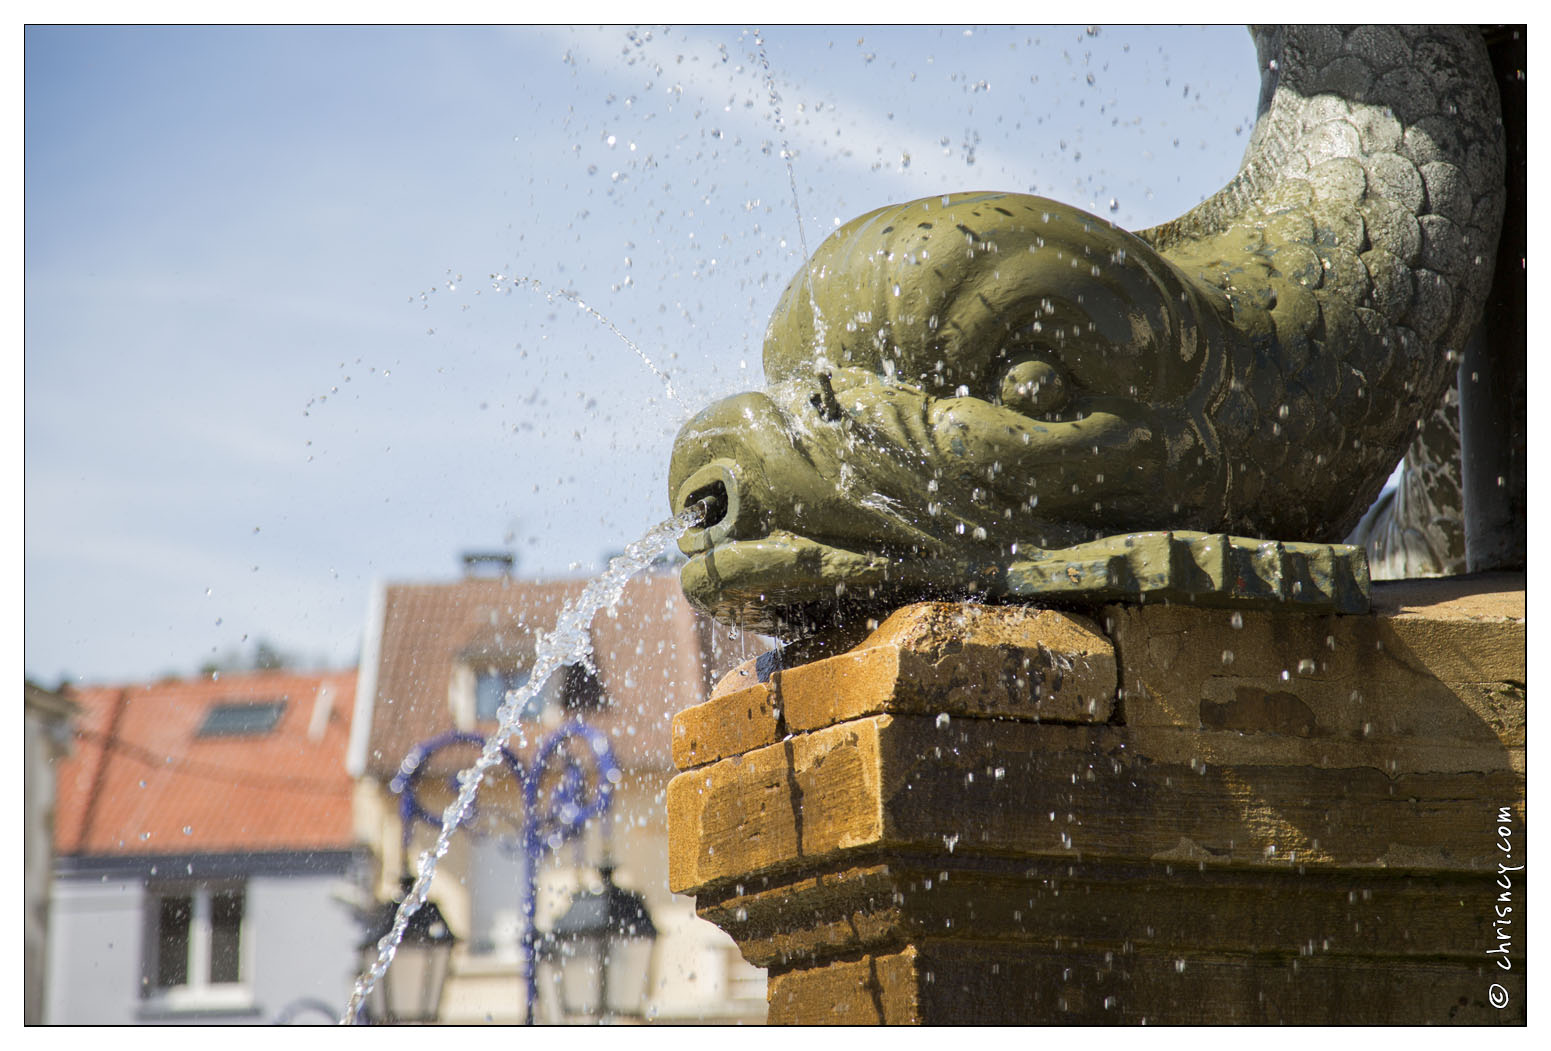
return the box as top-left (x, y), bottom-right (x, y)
top-left (452, 621), bottom-right (605, 731)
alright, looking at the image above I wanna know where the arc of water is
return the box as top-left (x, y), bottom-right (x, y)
top-left (341, 507), bottom-right (701, 1024)
top-left (753, 30), bottom-right (827, 364)
top-left (493, 272), bottom-right (677, 401)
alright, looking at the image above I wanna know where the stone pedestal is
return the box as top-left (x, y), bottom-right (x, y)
top-left (666, 576), bottom-right (1526, 1024)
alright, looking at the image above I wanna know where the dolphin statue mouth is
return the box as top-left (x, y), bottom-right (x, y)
top-left (669, 379), bottom-right (997, 634)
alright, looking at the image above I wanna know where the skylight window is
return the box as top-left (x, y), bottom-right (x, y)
top-left (196, 700), bottom-right (286, 737)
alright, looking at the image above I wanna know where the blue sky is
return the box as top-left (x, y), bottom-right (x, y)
top-left (24, 25), bottom-right (1262, 685)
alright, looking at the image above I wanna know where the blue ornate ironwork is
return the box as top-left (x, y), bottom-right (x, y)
top-left (391, 730), bottom-right (525, 845)
top-left (391, 722), bottom-right (622, 1024)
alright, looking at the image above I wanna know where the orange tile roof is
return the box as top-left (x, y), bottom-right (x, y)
top-left (360, 570), bottom-right (758, 780)
top-left (55, 670), bottom-right (357, 858)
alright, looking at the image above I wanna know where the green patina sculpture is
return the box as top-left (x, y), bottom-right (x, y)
top-left (669, 25), bottom-right (1506, 635)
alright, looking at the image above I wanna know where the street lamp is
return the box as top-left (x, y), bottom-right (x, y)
top-left (354, 730), bottom-right (514, 1025)
top-left (540, 864), bottom-right (659, 1023)
top-left (392, 723), bottom-right (658, 1024)
top-left (356, 876), bottom-right (458, 1025)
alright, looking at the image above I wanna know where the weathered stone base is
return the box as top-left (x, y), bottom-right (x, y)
top-left (667, 574), bottom-right (1526, 1024)
top-left (766, 940), bottom-right (1512, 1025)
top-left (711, 855), bottom-right (1514, 1024)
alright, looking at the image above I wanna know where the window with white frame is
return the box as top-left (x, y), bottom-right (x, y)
top-left (144, 883), bottom-right (250, 1009)
top-left (473, 662), bottom-right (605, 723)
top-left (474, 665), bottom-right (541, 722)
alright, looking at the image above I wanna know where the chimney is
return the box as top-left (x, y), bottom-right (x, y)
top-left (461, 551), bottom-right (517, 578)
top-left (308, 684), bottom-right (334, 742)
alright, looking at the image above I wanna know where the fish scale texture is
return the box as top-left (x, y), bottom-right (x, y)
top-left (1141, 25), bottom-right (1505, 542)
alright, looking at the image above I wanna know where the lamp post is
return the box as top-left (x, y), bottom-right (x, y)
top-left (392, 722), bottom-right (657, 1024)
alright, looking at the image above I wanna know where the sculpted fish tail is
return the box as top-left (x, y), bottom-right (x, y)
top-left (1141, 25), bottom-right (1506, 541)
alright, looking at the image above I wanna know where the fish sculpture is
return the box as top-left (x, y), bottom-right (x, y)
top-left (669, 25), bottom-right (1506, 635)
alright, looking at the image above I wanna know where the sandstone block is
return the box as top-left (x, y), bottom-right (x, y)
top-left (670, 602), bottom-right (1116, 770)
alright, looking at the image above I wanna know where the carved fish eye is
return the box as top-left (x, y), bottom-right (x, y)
top-left (996, 356), bottom-right (1068, 417)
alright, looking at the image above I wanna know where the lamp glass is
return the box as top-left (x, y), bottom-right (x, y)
top-left (603, 935), bottom-right (655, 1017)
top-left (557, 935), bottom-right (605, 1018)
